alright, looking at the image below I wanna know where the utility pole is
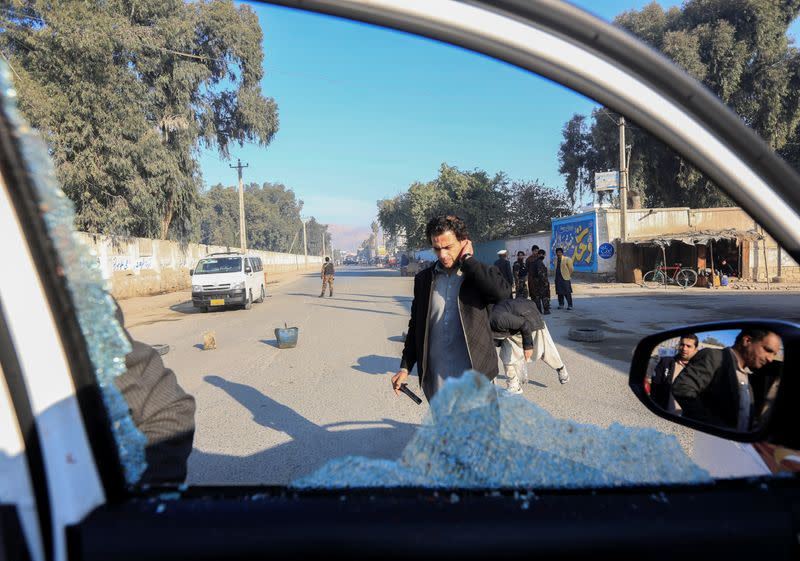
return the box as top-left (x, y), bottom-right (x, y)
top-left (301, 217), bottom-right (308, 267)
top-left (321, 227), bottom-right (326, 258)
top-left (229, 158), bottom-right (249, 252)
top-left (619, 117), bottom-right (628, 242)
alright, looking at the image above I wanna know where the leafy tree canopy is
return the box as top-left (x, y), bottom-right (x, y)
top-left (1, 0), bottom-right (279, 239)
top-left (378, 163), bottom-right (570, 250)
top-left (198, 182), bottom-right (330, 254)
top-left (559, 0), bottom-right (800, 208)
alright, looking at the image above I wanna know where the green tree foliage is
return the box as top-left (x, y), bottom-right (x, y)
top-left (0, 0), bottom-right (279, 239)
top-left (378, 163), bottom-right (569, 249)
top-left (378, 163), bottom-right (509, 250)
top-left (559, 0), bottom-right (800, 208)
top-left (557, 114), bottom-right (591, 208)
top-left (505, 179), bottom-right (572, 235)
top-left (304, 217), bottom-right (332, 257)
top-left (197, 182), bottom-right (329, 254)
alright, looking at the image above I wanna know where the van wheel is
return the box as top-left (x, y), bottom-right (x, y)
top-left (244, 290), bottom-right (252, 310)
top-left (256, 285), bottom-right (265, 303)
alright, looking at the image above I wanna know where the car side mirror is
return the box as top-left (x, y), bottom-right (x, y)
top-left (189, 269), bottom-right (194, 276)
top-left (629, 320), bottom-right (800, 449)
top-left (245, 267), bottom-right (252, 273)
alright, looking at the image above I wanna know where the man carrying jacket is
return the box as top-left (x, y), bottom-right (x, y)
top-left (490, 297), bottom-right (569, 393)
top-left (391, 214), bottom-right (511, 402)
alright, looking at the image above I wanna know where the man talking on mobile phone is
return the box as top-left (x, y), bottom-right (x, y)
top-left (391, 214), bottom-right (511, 402)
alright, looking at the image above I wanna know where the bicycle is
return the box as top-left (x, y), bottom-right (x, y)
top-left (641, 262), bottom-right (698, 289)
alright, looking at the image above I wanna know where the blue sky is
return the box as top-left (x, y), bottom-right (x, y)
top-left (198, 1), bottom-right (800, 251)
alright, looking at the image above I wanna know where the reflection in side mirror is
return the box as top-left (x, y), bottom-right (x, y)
top-left (630, 321), bottom-right (798, 447)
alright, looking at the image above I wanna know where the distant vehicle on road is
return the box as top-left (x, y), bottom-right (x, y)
top-left (190, 252), bottom-right (266, 312)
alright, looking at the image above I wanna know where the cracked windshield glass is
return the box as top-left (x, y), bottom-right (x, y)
top-left (4, 0), bottom-right (800, 487)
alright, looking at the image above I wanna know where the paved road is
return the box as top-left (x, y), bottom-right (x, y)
top-left (128, 267), bottom-right (800, 485)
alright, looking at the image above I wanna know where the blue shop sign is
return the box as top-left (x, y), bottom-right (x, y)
top-left (598, 243), bottom-right (615, 259)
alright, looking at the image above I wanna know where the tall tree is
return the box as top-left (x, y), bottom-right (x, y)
top-left (378, 163), bottom-right (515, 250)
top-left (506, 180), bottom-right (571, 235)
top-left (198, 182), bottom-right (316, 253)
top-left (557, 114), bottom-right (591, 208)
top-left (560, 0), bottom-right (800, 208)
top-left (0, 0), bottom-right (279, 239)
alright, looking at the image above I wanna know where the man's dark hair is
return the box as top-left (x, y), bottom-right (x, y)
top-left (734, 329), bottom-right (772, 347)
top-left (324, 257), bottom-right (330, 262)
top-left (678, 333), bottom-right (699, 347)
top-left (532, 245), bottom-right (539, 252)
top-left (517, 251), bottom-right (525, 257)
top-left (537, 249), bottom-right (546, 257)
top-left (555, 247), bottom-right (564, 253)
top-left (426, 214), bottom-right (468, 243)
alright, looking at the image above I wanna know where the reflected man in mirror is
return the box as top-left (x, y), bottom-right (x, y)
top-left (648, 334), bottom-right (699, 414)
top-left (672, 329), bottom-right (782, 431)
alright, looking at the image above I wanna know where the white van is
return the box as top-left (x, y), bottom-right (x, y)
top-left (190, 252), bottom-right (266, 312)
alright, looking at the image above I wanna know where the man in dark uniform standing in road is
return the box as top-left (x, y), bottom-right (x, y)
top-left (320, 256), bottom-right (335, 297)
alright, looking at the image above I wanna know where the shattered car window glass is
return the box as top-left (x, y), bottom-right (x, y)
top-left (293, 371), bottom-right (711, 488)
top-left (0, 64), bottom-right (147, 484)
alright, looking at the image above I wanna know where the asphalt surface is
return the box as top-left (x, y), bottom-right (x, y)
top-left (128, 267), bottom-right (800, 485)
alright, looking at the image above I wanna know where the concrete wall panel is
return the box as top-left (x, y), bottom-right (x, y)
top-left (76, 233), bottom-right (322, 299)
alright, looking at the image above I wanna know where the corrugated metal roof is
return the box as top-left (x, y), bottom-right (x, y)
top-left (625, 228), bottom-right (764, 246)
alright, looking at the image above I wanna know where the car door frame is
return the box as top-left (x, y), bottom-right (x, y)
top-left (2, 1), bottom-right (800, 560)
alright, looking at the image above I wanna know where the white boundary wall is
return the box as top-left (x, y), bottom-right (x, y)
top-left (77, 233), bottom-right (324, 299)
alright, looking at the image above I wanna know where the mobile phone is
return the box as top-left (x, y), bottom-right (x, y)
top-left (400, 383), bottom-right (422, 405)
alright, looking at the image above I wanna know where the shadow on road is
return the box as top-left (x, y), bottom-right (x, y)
top-left (169, 300), bottom-right (202, 314)
top-left (193, 375), bottom-right (419, 484)
top-left (387, 335), bottom-right (405, 343)
top-left (314, 304), bottom-right (405, 316)
top-left (331, 268), bottom-right (402, 278)
top-left (260, 339), bottom-right (280, 348)
top-left (340, 293), bottom-right (412, 302)
top-left (285, 293), bottom-right (373, 304)
top-left (352, 354), bottom-right (397, 375)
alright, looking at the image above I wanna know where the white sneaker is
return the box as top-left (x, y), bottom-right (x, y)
top-left (506, 383), bottom-right (523, 395)
top-left (557, 367), bottom-right (570, 385)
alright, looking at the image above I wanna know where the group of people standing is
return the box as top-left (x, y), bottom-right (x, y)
top-left (494, 245), bottom-right (574, 313)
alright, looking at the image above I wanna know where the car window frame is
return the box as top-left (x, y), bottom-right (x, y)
top-left (1, 2), bottom-right (800, 549)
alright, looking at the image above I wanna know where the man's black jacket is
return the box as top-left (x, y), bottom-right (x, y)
top-left (672, 348), bottom-right (739, 428)
top-left (673, 347), bottom-right (781, 430)
top-left (400, 256), bottom-right (511, 389)
top-left (490, 298), bottom-right (545, 350)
